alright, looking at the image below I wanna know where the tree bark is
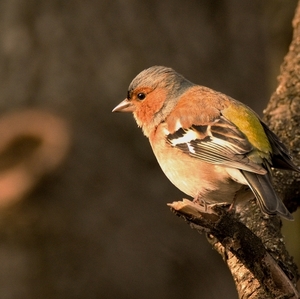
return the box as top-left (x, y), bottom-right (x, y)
top-left (264, 2), bottom-right (300, 214)
top-left (169, 2), bottom-right (300, 298)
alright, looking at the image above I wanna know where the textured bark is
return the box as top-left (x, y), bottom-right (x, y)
top-left (169, 199), bottom-right (299, 298)
top-left (170, 2), bottom-right (300, 298)
top-left (264, 2), bottom-right (300, 213)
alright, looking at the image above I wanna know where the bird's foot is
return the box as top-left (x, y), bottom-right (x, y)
top-left (193, 195), bottom-right (233, 215)
top-left (193, 197), bottom-right (208, 211)
top-left (228, 202), bottom-right (236, 212)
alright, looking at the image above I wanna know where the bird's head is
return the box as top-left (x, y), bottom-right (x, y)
top-left (112, 66), bottom-right (194, 136)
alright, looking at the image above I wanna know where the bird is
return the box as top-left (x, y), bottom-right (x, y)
top-left (112, 66), bottom-right (299, 220)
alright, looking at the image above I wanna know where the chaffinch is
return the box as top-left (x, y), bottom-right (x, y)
top-left (113, 66), bottom-right (299, 220)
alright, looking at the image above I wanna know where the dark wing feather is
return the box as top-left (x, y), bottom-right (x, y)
top-left (261, 121), bottom-right (300, 172)
top-left (167, 117), bottom-right (267, 174)
top-left (241, 170), bottom-right (293, 220)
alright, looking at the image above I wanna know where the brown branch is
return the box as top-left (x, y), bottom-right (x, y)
top-left (169, 2), bottom-right (300, 298)
top-left (169, 200), bottom-right (299, 298)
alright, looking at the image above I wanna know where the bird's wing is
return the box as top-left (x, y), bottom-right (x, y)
top-left (260, 121), bottom-right (300, 172)
top-left (166, 116), bottom-right (267, 175)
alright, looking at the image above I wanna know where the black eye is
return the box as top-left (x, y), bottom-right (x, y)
top-left (137, 93), bottom-right (146, 100)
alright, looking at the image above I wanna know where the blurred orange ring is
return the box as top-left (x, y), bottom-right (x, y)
top-left (0, 109), bottom-right (71, 207)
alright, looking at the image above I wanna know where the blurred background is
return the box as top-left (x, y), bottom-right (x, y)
top-left (0, 0), bottom-right (299, 298)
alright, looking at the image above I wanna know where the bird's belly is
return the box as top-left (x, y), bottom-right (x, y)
top-left (150, 139), bottom-right (243, 203)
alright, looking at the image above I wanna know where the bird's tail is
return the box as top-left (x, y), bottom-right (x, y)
top-left (240, 170), bottom-right (293, 221)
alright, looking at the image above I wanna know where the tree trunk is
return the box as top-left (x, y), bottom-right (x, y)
top-left (170, 2), bottom-right (300, 298)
